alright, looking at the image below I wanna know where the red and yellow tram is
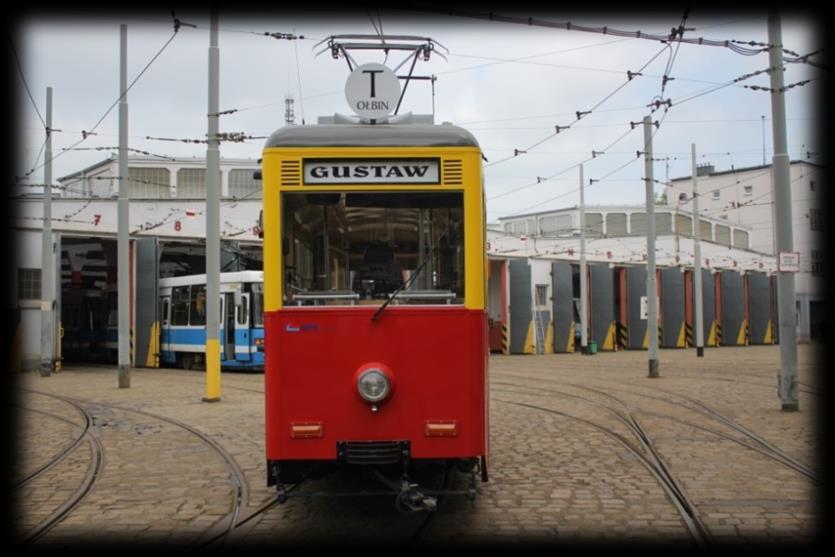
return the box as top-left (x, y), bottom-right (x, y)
top-left (262, 122), bottom-right (488, 509)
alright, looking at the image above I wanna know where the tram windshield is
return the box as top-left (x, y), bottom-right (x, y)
top-left (281, 191), bottom-right (464, 305)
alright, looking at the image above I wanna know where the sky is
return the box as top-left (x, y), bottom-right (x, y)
top-left (13, 8), bottom-right (822, 224)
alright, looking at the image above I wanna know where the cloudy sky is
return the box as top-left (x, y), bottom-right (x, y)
top-left (14, 8), bottom-right (821, 223)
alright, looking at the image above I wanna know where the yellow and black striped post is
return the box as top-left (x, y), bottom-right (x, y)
top-left (501, 323), bottom-right (509, 354)
top-left (602, 320), bottom-right (616, 351)
top-left (616, 322), bottom-right (628, 350)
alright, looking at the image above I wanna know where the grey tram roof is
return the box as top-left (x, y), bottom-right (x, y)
top-left (264, 123), bottom-right (480, 149)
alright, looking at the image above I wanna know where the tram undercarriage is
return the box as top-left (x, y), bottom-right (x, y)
top-left (269, 451), bottom-right (485, 513)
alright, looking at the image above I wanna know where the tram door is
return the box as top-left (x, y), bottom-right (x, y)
top-left (160, 296), bottom-right (171, 355)
top-left (223, 293), bottom-right (235, 361)
top-left (236, 292), bottom-right (252, 362)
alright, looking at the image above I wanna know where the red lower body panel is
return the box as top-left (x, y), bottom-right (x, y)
top-left (265, 306), bottom-right (488, 462)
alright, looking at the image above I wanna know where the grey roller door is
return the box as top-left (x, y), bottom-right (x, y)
top-left (720, 271), bottom-right (746, 346)
top-left (509, 259), bottom-right (532, 354)
top-left (551, 261), bottom-right (574, 353)
top-left (590, 264), bottom-right (614, 351)
top-left (661, 268), bottom-right (685, 348)
top-left (134, 237), bottom-right (159, 367)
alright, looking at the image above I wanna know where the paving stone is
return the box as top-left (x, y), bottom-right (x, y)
top-left (14, 345), bottom-right (820, 547)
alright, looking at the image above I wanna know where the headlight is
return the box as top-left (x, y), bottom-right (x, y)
top-left (357, 368), bottom-right (391, 403)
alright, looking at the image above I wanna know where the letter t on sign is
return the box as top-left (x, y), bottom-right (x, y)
top-left (363, 69), bottom-right (383, 97)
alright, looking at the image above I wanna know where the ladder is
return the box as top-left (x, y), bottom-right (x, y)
top-left (534, 311), bottom-right (547, 354)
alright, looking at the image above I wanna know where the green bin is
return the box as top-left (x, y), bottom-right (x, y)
top-left (588, 340), bottom-right (597, 355)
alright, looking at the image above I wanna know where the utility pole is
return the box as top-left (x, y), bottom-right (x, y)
top-left (40, 86), bottom-right (54, 378)
top-left (644, 115), bottom-right (659, 377)
top-left (579, 164), bottom-right (589, 354)
top-left (204, 7), bottom-right (222, 402)
top-left (768, 10), bottom-right (798, 412)
top-left (692, 143), bottom-right (704, 357)
top-left (118, 25), bottom-right (130, 388)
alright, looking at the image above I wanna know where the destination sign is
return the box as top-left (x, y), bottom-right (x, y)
top-left (303, 159), bottom-right (440, 185)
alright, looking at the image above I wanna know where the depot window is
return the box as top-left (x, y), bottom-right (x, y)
top-left (281, 191), bottom-right (464, 305)
top-left (17, 268), bottom-right (41, 301)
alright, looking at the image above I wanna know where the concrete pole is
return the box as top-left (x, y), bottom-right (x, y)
top-left (692, 143), bottom-right (704, 357)
top-left (644, 115), bottom-right (659, 377)
top-left (204, 8), bottom-right (222, 402)
top-left (40, 87), bottom-right (54, 377)
top-left (118, 24), bottom-right (130, 388)
top-left (579, 164), bottom-right (589, 354)
top-left (768, 10), bottom-right (798, 411)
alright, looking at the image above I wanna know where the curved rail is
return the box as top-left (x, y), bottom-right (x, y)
top-left (20, 392), bottom-right (105, 544)
top-left (22, 388), bottom-right (249, 545)
top-left (493, 392), bottom-right (711, 547)
top-left (15, 404), bottom-right (90, 488)
top-left (496, 373), bottom-right (819, 484)
top-left (572, 381), bottom-right (820, 485)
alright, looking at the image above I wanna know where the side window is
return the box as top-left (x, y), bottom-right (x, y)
top-left (190, 285), bottom-right (207, 326)
top-left (161, 298), bottom-right (170, 325)
top-left (172, 286), bottom-right (190, 326)
top-left (237, 295), bottom-right (249, 326)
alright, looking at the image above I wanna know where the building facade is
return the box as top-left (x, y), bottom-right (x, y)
top-left (497, 204), bottom-right (753, 251)
top-left (54, 155), bottom-right (262, 201)
top-left (664, 161), bottom-right (824, 342)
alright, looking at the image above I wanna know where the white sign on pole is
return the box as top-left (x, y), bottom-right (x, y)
top-left (777, 251), bottom-right (800, 273)
top-left (345, 63), bottom-right (401, 120)
top-left (640, 295), bottom-right (660, 320)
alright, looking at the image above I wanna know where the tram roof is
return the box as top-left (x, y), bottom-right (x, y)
top-left (264, 123), bottom-right (480, 149)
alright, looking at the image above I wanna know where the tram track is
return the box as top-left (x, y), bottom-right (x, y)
top-left (21, 388), bottom-right (250, 545)
top-left (15, 404), bottom-right (90, 489)
top-left (148, 369), bottom-right (715, 544)
top-left (129, 374), bottom-right (462, 546)
top-left (491, 364), bottom-right (817, 544)
top-left (496, 371), bottom-right (818, 484)
top-left (18, 392), bottom-right (105, 544)
top-left (620, 384), bottom-right (819, 483)
top-left (492, 392), bottom-right (711, 547)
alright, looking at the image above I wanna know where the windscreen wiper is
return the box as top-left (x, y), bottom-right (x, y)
top-left (372, 226), bottom-right (450, 322)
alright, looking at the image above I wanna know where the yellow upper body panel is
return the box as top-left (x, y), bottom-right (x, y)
top-left (262, 135), bottom-right (484, 312)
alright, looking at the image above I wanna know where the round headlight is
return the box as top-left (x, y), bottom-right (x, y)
top-left (357, 369), bottom-right (391, 402)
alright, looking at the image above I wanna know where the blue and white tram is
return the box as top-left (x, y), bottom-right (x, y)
top-left (158, 271), bottom-right (265, 371)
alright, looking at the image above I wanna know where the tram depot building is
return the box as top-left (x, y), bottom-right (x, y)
top-left (10, 156), bottom-right (822, 370)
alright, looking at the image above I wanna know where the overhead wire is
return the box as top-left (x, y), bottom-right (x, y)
top-left (21, 25), bottom-right (181, 180)
top-left (492, 12), bottom-right (692, 219)
top-left (396, 7), bottom-right (812, 61)
top-left (486, 52), bottom-right (809, 220)
top-left (484, 42), bottom-right (671, 169)
top-left (12, 39), bottom-right (47, 128)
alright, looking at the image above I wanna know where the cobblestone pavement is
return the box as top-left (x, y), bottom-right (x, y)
top-left (12, 344), bottom-right (821, 548)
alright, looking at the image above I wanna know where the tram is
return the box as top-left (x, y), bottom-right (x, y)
top-left (157, 271), bottom-right (265, 370)
top-left (262, 122), bottom-right (489, 510)
top-left (65, 272), bottom-right (264, 371)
